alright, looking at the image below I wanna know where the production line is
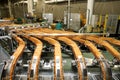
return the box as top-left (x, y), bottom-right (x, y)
top-left (0, 0), bottom-right (120, 80)
top-left (0, 27), bottom-right (120, 80)
top-left (16, 29), bottom-right (64, 80)
top-left (19, 29), bottom-right (86, 80)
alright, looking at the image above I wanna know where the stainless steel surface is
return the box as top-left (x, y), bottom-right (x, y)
top-left (69, 13), bottom-right (80, 31)
top-left (0, 63), bottom-right (4, 79)
top-left (0, 46), bottom-right (10, 63)
top-left (106, 15), bottom-right (119, 34)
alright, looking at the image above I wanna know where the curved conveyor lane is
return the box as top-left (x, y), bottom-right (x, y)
top-left (57, 37), bottom-right (87, 80)
top-left (82, 36), bottom-right (120, 61)
top-left (23, 35), bottom-right (43, 80)
top-left (41, 37), bottom-right (63, 80)
top-left (100, 37), bottom-right (120, 46)
top-left (72, 37), bottom-right (112, 80)
top-left (18, 30), bottom-right (64, 80)
top-left (5, 35), bottom-right (25, 80)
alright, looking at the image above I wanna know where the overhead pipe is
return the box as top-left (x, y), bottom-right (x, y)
top-left (79, 0), bottom-right (95, 33)
top-left (72, 37), bottom-right (112, 80)
top-left (8, 0), bottom-right (13, 18)
top-left (27, 0), bottom-right (34, 15)
top-left (86, 0), bottom-right (95, 25)
top-left (67, 0), bottom-right (71, 29)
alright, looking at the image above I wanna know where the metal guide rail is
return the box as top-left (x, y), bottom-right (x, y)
top-left (14, 28), bottom-right (108, 36)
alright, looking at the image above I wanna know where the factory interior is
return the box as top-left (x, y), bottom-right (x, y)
top-left (0, 0), bottom-right (120, 80)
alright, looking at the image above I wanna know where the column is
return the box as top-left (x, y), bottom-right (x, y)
top-left (27, 0), bottom-right (34, 15)
top-left (86, 0), bottom-right (95, 25)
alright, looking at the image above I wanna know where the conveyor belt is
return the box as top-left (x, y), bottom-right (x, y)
top-left (3, 35), bottom-right (25, 80)
top-left (40, 37), bottom-right (63, 80)
top-left (72, 37), bottom-right (112, 80)
top-left (8, 28), bottom-right (120, 80)
top-left (81, 36), bottom-right (120, 61)
top-left (57, 37), bottom-right (87, 80)
top-left (17, 29), bottom-right (88, 80)
top-left (23, 35), bottom-right (42, 80)
top-left (100, 37), bottom-right (120, 46)
top-left (20, 30), bottom-right (64, 80)
top-left (88, 35), bottom-right (120, 46)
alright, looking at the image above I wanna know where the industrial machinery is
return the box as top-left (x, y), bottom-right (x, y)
top-left (0, 25), bottom-right (120, 80)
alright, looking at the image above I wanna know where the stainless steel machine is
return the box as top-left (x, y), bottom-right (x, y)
top-left (0, 26), bottom-right (120, 80)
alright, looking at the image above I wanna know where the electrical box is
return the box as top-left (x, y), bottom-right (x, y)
top-left (69, 13), bottom-right (80, 31)
top-left (43, 13), bottom-right (53, 24)
top-left (106, 15), bottom-right (119, 34)
top-left (91, 15), bottom-right (99, 27)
